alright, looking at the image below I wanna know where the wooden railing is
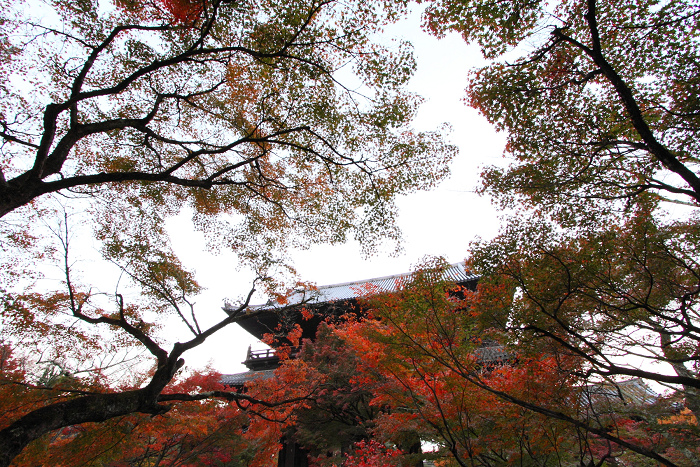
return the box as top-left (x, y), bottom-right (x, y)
top-left (244, 346), bottom-right (301, 363)
top-left (246, 347), bottom-right (278, 360)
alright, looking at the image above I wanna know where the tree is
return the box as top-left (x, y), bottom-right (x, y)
top-left (466, 211), bottom-right (700, 465)
top-left (415, 0), bottom-right (700, 463)
top-left (0, 242), bottom-right (315, 467)
top-left (425, 1), bottom-right (700, 460)
top-left (341, 440), bottom-right (403, 467)
top-left (423, 0), bottom-right (700, 213)
top-left (261, 260), bottom-right (589, 466)
top-left (342, 260), bottom-right (589, 467)
top-left (292, 322), bottom-right (385, 464)
top-left (0, 0), bottom-right (455, 463)
top-left (240, 258), bottom-right (698, 466)
top-left (470, 205), bottom-right (700, 408)
top-left (349, 260), bottom-right (699, 466)
top-left (259, 321), bottom-right (422, 467)
top-left (9, 369), bottom-right (260, 467)
top-left (247, 0), bottom-right (700, 462)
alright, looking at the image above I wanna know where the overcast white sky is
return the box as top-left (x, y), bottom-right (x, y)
top-left (167, 7), bottom-right (508, 374)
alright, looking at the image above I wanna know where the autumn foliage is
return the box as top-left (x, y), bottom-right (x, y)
top-left (3, 368), bottom-right (246, 467)
top-left (342, 440), bottom-right (402, 467)
top-left (243, 261), bottom-right (570, 465)
top-left (159, 0), bottom-right (204, 23)
top-left (248, 258), bottom-right (699, 466)
top-left (415, 0), bottom-right (700, 464)
top-left (4, 0), bottom-right (700, 465)
top-left (0, 0), bottom-right (456, 462)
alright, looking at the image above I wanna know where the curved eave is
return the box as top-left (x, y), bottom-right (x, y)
top-left (225, 263), bottom-right (479, 341)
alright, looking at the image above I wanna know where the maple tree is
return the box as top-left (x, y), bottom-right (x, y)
top-left (260, 267), bottom-right (582, 466)
top-left (422, 0), bottom-right (700, 212)
top-left (341, 440), bottom-right (403, 467)
top-left (292, 323), bottom-right (384, 463)
top-left (8, 369), bottom-right (259, 467)
top-left (470, 205), bottom-right (700, 406)
top-left (414, 0), bottom-right (700, 464)
top-left (336, 259), bottom-right (694, 466)
top-left (226, 257), bottom-right (700, 466)
top-left (258, 321), bottom-right (422, 467)
top-left (0, 202), bottom-right (306, 465)
top-left (338, 261), bottom-right (584, 466)
top-left (465, 211), bottom-right (700, 465)
top-left (250, 0), bottom-right (700, 462)
top-left (0, 0), bottom-right (456, 463)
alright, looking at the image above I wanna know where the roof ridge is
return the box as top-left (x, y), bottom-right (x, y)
top-left (313, 262), bottom-right (467, 290)
top-left (231, 262), bottom-right (477, 311)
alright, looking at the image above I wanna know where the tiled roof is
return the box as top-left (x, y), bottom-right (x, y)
top-left (221, 369), bottom-right (276, 387)
top-left (242, 262), bottom-right (478, 311)
top-left (583, 378), bottom-right (657, 407)
top-left (473, 344), bottom-right (510, 364)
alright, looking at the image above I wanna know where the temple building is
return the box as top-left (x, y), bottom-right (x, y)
top-left (221, 263), bottom-right (479, 385)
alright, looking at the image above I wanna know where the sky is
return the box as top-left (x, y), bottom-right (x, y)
top-left (165, 7), bottom-right (508, 374)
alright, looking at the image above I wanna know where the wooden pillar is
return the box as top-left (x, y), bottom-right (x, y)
top-left (278, 436), bottom-right (308, 467)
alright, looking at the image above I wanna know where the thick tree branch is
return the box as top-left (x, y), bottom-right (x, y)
top-left (549, 0), bottom-right (700, 202)
top-left (460, 372), bottom-right (679, 467)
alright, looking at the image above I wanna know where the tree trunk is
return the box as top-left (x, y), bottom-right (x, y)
top-left (0, 358), bottom-right (182, 467)
top-left (0, 388), bottom-right (169, 467)
top-left (660, 332), bottom-right (700, 420)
